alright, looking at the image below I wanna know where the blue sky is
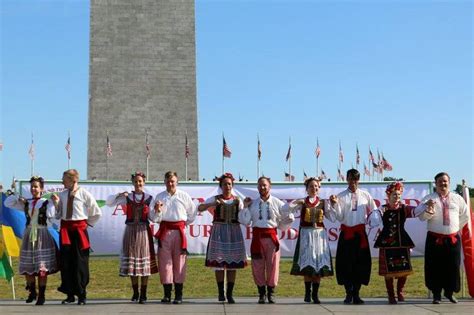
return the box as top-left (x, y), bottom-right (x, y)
top-left (1, 0), bottom-right (472, 188)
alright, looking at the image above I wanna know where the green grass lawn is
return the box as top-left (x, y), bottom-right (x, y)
top-left (1, 256), bottom-right (470, 301)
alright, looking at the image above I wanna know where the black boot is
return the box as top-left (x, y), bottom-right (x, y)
top-left (78, 292), bottom-right (87, 305)
top-left (226, 282), bottom-right (235, 304)
top-left (26, 282), bottom-right (37, 303)
top-left (173, 283), bottom-right (183, 304)
top-left (217, 281), bottom-right (225, 301)
top-left (35, 286), bottom-right (46, 305)
top-left (432, 289), bottom-right (441, 304)
top-left (257, 286), bottom-right (266, 304)
top-left (267, 286), bottom-right (275, 304)
top-left (139, 285), bottom-right (147, 304)
top-left (312, 282), bottom-right (321, 304)
top-left (352, 283), bottom-right (364, 305)
top-left (161, 284), bottom-right (172, 303)
top-left (304, 281), bottom-right (312, 303)
top-left (131, 284), bottom-right (139, 302)
top-left (444, 290), bottom-right (458, 303)
top-left (343, 283), bottom-right (353, 304)
top-left (61, 294), bottom-right (75, 304)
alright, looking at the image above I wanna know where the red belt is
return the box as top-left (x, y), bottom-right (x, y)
top-left (155, 221), bottom-right (186, 250)
top-left (60, 220), bottom-right (90, 250)
top-left (429, 231), bottom-right (458, 246)
top-left (341, 224), bottom-right (368, 248)
top-left (251, 227), bottom-right (279, 259)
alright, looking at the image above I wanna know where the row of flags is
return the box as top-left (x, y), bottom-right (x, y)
top-left (14, 133), bottom-right (393, 181)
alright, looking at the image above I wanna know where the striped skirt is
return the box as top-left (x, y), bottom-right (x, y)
top-left (120, 223), bottom-right (158, 276)
top-left (19, 226), bottom-right (58, 276)
top-left (291, 227), bottom-right (333, 277)
top-left (205, 223), bottom-right (247, 269)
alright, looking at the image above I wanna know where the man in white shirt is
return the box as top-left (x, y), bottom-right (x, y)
top-left (330, 169), bottom-right (380, 305)
top-left (416, 172), bottom-right (469, 304)
top-left (241, 176), bottom-right (294, 304)
top-left (153, 171), bottom-right (196, 304)
top-left (51, 169), bottom-right (102, 305)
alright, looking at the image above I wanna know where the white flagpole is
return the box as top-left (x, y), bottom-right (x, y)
top-left (67, 131), bottom-right (71, 169)
top-left (288, 137), bottom-right (292, 182)
top-left (257, 134), bottom-right (260, 180)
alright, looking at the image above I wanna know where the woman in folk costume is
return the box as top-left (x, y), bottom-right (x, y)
top-left (106, 172), bottom-right (158, 304)
top-left (4, 176), bottom-right (58, 305)
top-left (197, 173), bottom-right (247, 303)
top-left (289, 177), bottom-right (338, 304)
top-left (374, 181), bottom-right (418, 304)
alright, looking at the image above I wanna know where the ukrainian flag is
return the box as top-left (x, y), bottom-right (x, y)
top-left (0, 192), bottom-right (21, 281)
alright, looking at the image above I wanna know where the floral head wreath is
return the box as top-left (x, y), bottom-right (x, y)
top-left (131, 171), bottom-right (146, 181)
top-left (386, 181), bottom-right (404, 196)
top-left (29, 176), bottom-right (44, 184)
top-left (304, 176), bottom-right (322, 188)
top-left (218, 172), bottom-right (235, 184)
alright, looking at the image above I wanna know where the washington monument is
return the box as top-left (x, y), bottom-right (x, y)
top-left (87, 0), bottom-right (198, 181)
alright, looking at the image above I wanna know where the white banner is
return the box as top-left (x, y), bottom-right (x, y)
top-left (20, 181), bottom-right (432, 257)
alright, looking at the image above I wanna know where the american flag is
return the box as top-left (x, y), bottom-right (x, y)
top-left (145, 132), bottom-right (151, 159)
top-left (223, 136), bottom-right (231, 158)
top-left (185, 133), bottom-right (190, 159)
top-left (257, 135), bottom-right (262, 161)
top-left (320, 170), bottom-right (327, 179)
top-left (372, 161), bottom-right (381, 173)
top-left (28, 135), bottom-right (35, 161)
top-left (339, 142), bottom-right (344, 163)
top-left (315, 138), bottom-right (321, 158)
top-left (284, 172), bottom-right (295, 182)
top-left (106, 135), bottom-right (112, 157)
top-left (65, 135), bottom-right (71, 160)
top-left (382, 155), bottom-right (393, 171)
top-left (356, 145), bottom-right (360, 165)
top-left (303, 170), bottom-right (308, 180)
top-left (285, 144), bottom-right (291, 161)
top-left (337, 168), bottom-right (345, 181)
top-left (369, 148), bottom-right (374, 162)
top-left (364, 163), bottom-right (370, 176)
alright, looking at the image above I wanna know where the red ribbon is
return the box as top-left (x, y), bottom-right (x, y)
top-left (251, 227), bottom-right (279, 259)
top-left (60, 220), bottom-right (90, 250)
top-left (155, 221), bottom-right (187, 250)
top-left (341, 224), bottom-right (368, 248)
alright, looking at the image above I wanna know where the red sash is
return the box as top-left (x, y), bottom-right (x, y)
top-left (251, 227), bottom-right (279, 259)
top-left (429, 231), bottom-right (458, 246)
top-left (155, 221), bottom-right (186, 250)
top-left (341, 224), bottom-right (368, 248)
top-left (60, 220), bottom-right (90, 250)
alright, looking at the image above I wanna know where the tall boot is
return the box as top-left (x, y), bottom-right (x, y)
top-left (432, 288), bottom-right (441, 304)
top-left (26, 281), bottom-right (37, 303)
top-left (161, 284), bottom-right (172, 303)
top-left (131, 284), bottom-right (139, 302)
top-left (139, 285), bottom-right (147, 304)
top-left (304, 281), bottom-right (312, 303)
top-left (173, 283), bottom-right (183, 304)
top-left (343, 283), bottom-right (353, 304)
top-left (257, 286), bottom-right (266, 304)
top-left (226, 282), bottom-right (235, 304)
top-left (217, 281), bottom-right (225, 301)
top-left (312, 282), bottom-right (320, 304)
top-left (385, 278), bottom-right (397, 304)
top-left (267, 286), bottom-right (275, 304)
top-left (352, 283), bottom-right (364, 304)
top-left (396, 277), bottom-right (407, 302)
top-left (35, 285), bottom-right (46, 306)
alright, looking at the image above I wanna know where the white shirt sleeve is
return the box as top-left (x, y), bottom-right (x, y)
top-left (4, 195), bottom-right (24, 210)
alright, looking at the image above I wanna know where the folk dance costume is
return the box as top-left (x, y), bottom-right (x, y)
top-left (55, 187), bottom-right (102, 304)
top-left (331, 188), bottom-right (381, 304)
top-left (416, 192), bottom-right (469, 303)
top-left (153, 189), bottom-right (196, 304)
top-left (289, 197), bottom-right (334, 303)
top-left (106, 192), bottom-right (158, 302)
top-left (240, 195), bottom-right (294, 303)
top-left (202, 195), bottom-right (247, 303)
top-left (4, 195), bottom-right (59, 304)
top-left (374, 203), bottom-right (417, 303)
top-left (204, 195), bottom-right (247, 269)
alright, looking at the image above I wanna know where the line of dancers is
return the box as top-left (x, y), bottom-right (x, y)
top-left (4, 169), bottom-right (469, 305)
